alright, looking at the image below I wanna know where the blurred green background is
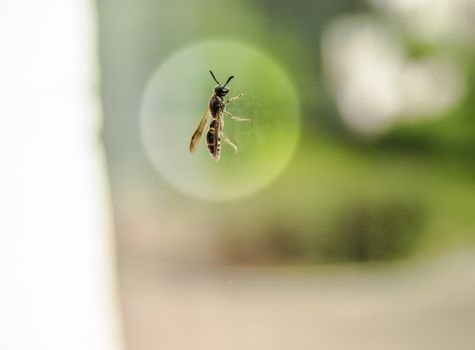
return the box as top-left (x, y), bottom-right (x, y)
top-left (96, 0), bottom-right (475, 349)
top-left (98, 0), bottom-right (475, 267)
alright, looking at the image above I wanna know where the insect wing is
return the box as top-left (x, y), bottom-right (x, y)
top-left (189, 107), bottom-right (210, 153)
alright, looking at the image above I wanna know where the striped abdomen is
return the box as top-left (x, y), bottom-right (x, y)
top-left (206, 119), bottom-right (221, 161)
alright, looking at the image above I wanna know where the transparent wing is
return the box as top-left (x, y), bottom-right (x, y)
top-left (189, 107), bottom-right (210, 153)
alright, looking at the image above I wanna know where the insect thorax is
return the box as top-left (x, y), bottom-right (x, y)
top-left (209, 95), bottom-right (225, 118)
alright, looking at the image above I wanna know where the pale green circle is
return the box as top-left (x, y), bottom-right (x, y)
top-left (140, 40), bottom-right (300, 201)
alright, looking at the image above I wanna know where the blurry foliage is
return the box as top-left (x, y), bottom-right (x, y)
top-left (98, 0), bottom-right (475, 266)
top-left (217, 200), bottom-right (424, 265)
top-left (319, 201), bottom-right (425, 262)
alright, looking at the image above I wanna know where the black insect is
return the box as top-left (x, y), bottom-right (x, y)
top-left (189, 70), bottom-right (250, 161)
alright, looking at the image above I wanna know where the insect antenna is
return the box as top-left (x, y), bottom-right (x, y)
top-left (223, 75), bottom-right (234, 87)
top-left (209, 70), bottom-right (221, 86)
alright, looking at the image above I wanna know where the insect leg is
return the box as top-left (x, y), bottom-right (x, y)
top-left (225, 93), bottom-right (243, 104)
top-left (220, 131), bottom-right (238, 153)
top-left (224, 110), bottom-right (251, 122)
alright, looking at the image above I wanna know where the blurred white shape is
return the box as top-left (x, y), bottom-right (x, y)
top-left (399, 56), bottom-right (465, 118)
top-left (322, 16), bottom-right (466, 135)
top-left (369, 0), bottom-right (475, 46)
top-left (0, 2), bottom-right (122, 350)
top-left (323, 19), bottom-right (403, 133)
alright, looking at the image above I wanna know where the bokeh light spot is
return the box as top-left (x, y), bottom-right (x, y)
top-left (140, 40), bottom-right (300, 201)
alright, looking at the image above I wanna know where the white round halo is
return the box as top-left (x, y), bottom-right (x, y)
top-left (140, 40), bottom-right (300, 201)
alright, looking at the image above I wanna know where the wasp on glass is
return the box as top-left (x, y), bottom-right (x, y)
top-left (189, 70), bottom-right (250, 161)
